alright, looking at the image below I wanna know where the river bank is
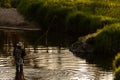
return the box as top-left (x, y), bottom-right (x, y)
top-left (69, 40), bottom-right (114, 70)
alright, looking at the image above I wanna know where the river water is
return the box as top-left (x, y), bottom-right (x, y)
top-left (0, 45), bottom-right (114, 80)
top-left (0, 31), bottom-right (114, 80)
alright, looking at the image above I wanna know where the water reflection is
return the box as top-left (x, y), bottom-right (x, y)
top-left (23, 46), bottom-right (114, 80)
top-left (15, 71), bottom-right (25, 80)
top-left (0, 46), bottom-right (114, 80)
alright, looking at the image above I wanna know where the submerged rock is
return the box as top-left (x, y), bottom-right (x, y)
top-left (69, 41), bottom-right (94, 56)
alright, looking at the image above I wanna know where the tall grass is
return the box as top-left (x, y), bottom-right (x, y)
top-left (16, 0), bottom-right (120, 34)
top-left (113, 53), bottom-right (120, 80)
top-left (65, 11), bottom-right (102, 35)
top-left (87, 23), bottom-right (120, 55)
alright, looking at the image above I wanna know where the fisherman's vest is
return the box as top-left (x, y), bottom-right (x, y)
top-left (15, 48), bottom-right (22, 59)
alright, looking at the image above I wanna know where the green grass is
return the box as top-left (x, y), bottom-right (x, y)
top-left (16, 0), bottom-right (120, 34)
top-left (113, 53), bottom-right (120, 80)
top-left (114, 67), bottom-right (120, 80)
top-left (113, 53), bottom-right (120, 70)
top-left (87, 23), bottom-right (120, 55)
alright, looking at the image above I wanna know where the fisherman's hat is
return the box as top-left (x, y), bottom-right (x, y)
top-left (16, 42), bottom-right (23, 47)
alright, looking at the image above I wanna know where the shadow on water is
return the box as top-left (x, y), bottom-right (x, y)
top-left (70, 46), bottom-right (114, 70)
top-left (15, 71), bottom-right (25, 80)
top-left (69, 41), bottom-right (115, 70)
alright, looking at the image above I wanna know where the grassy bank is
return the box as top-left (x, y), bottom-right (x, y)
top-left (113, 53), bottom-right (120, 80)
top-left (86, 23), bottom-right (120, 55)
top-left (16, 0), bottom-right (120, 35)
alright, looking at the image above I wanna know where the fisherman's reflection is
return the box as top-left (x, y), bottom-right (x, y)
top-left (15, 70), bottom-right (25, 80)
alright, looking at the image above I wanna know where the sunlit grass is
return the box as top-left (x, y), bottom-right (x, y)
top-left (113, 53), bottom-right (120, 70)
top-left (113, 53), bottom-right (120, 80)
top-left (16, 0), bottom-right (120, 35)
top-left (86, 23), bottom-right (120, 54)
top-left (114, 67), bottom-right (120, 80)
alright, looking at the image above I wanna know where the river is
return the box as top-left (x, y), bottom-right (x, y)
top-left (0, 45), bottom-right (113, 80)
top-left (0, 31), bottom-right (114, 80)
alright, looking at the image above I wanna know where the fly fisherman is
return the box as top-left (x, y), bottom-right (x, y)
top-left (13, 42), bottom-right (26, 72)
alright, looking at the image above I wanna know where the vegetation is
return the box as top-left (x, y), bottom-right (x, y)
top-left (114, 67), bottom-right (120, 80)
top-left (16, 0), bottom-right (120, 34)
top-left (113, 53), bottom-right (120, 70)
top-left (1, 0), bottom-right (120, 36)
top-left (0, 0), bottom-right (12, 8)
top-left (113, 53), bottom-right (120, 80)
top-left (87, 23), bottom-right (120, 55)
top-left (0, 0), bottom-right (21, 8)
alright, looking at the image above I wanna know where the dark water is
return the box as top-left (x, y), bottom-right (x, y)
top-left (0, 31), bottom-right (114, 80)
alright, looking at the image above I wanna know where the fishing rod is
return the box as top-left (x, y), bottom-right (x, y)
top-left (34, 15), bottom-right (57, 46)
